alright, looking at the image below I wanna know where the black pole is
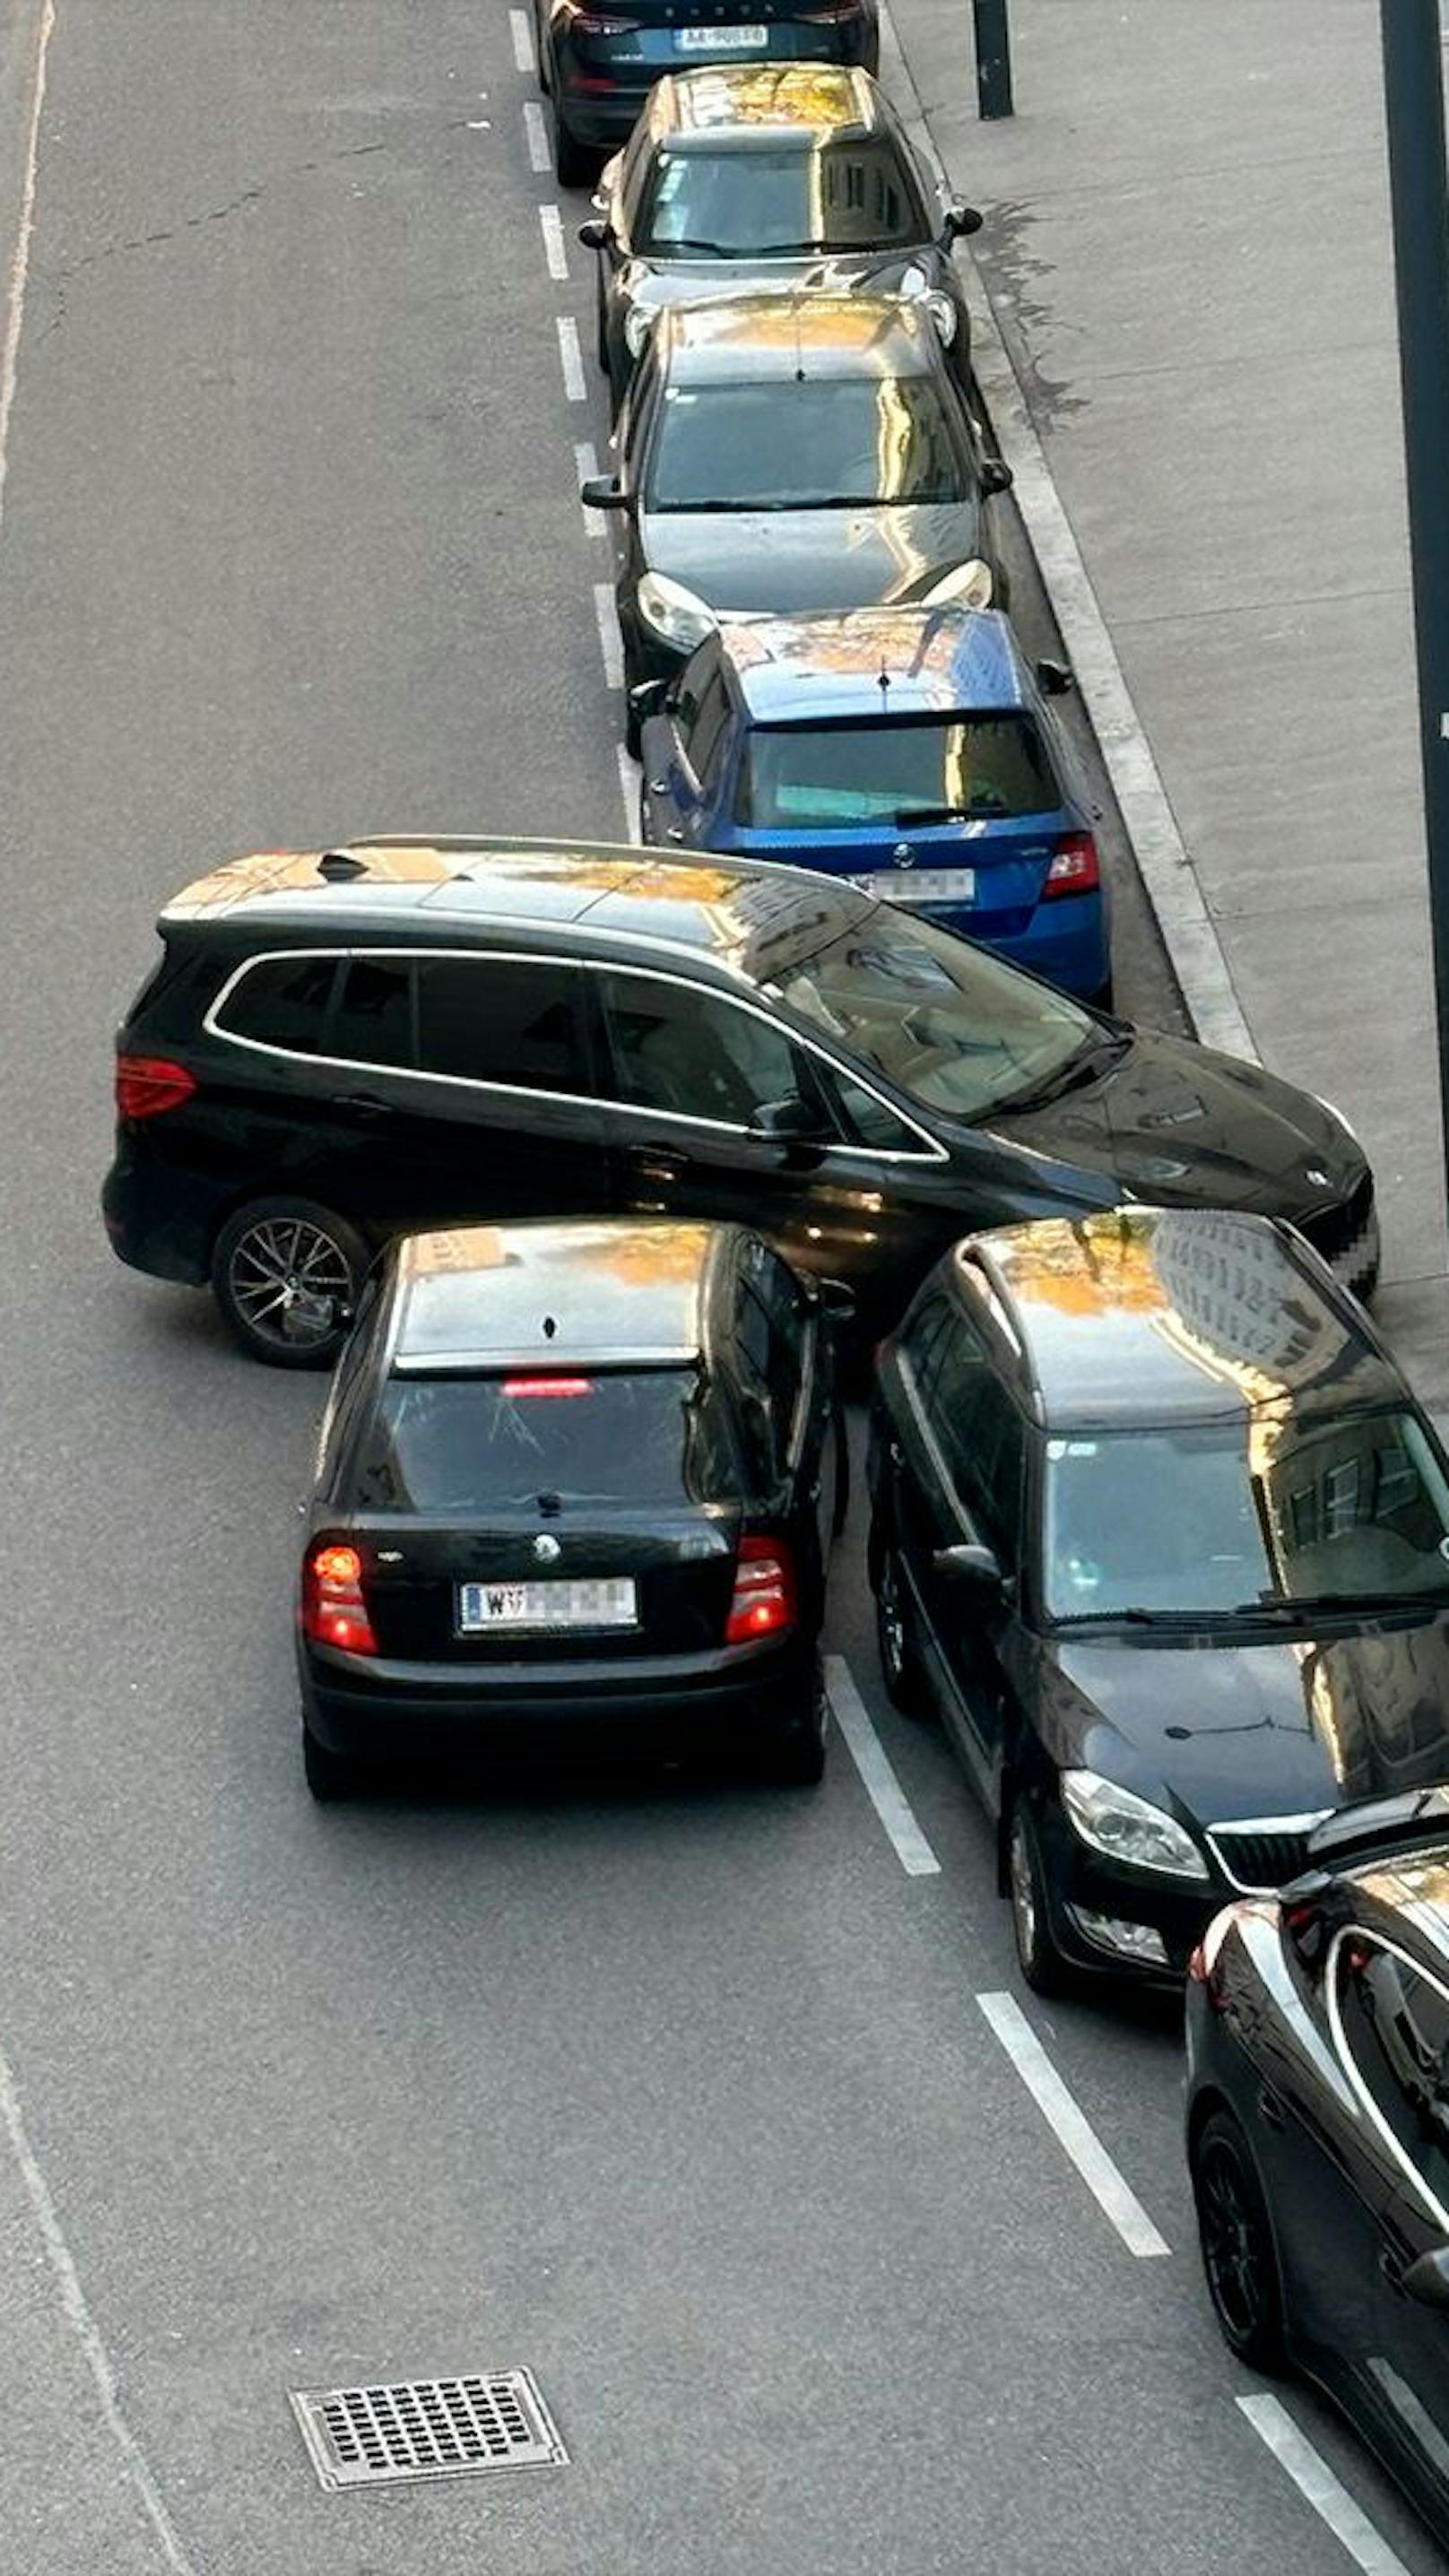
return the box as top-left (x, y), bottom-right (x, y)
top-left (972, 0), bottom-right (1013, 118)
top-left (1380, 0), bottom-right (1449, 1195)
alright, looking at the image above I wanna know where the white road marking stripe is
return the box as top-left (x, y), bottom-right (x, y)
top-left (616, 744), bottom-right (642, 842)
top-left (824, 1655), bottom-right (941, 1878)
top-left (575, 440), bottom-right (605, 535)
top-left (1236, 2394), bottom-right (1414, 2576)
top-left (556, 314), bottom-right (586, 403)
top-left (0, 2032), bottom-right (200, 2573)
top-left (539, 203), bottom-right (568, 281)
top-left (523, 100), bottom-right (549, 172)
top-left (0, 0), bottom-right (55, 558)
top-left (976, 1991), bottom-right (1170, 2257)
top-left (508, 6), bottom-right (535, 74)
top-left (593, 582), bottom-right (623, 690)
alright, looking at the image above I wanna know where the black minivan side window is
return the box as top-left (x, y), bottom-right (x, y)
top-left (931, 1312), bottom-right (1026, 1570)
top-left (414, 957), bottom-right (589, 1095)
top-left (1336, 1934), bottom-right (1449, 2218)
top-left (214, 952), bottom-right (340, 1054)
top-left (600, 971), bottom-right (809, 1126)
top-left (329, 957), bottom-right (415, 1069)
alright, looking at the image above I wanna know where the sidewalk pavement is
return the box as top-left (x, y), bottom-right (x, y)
top-left (883, 0), bottom-right (1449, 1406)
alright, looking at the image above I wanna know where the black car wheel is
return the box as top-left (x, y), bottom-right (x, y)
top-left (211, 1196), bottom-right (365, 1369)
top-left (874, 1535), bottom-right (926, 1716)
top-left (302, 1726), bottom-right (356, 1803)
top-left (595, 267), bottom-right (611, 377)
top-left (767, 1660), bottom-right (828, 1787)
top-left (1192, 2110), bottom-right (1286, 2372)
top-left (551, 97), bottom-right (594, 189)
top-left (1008, 1795), bottom-right (1069, 1996)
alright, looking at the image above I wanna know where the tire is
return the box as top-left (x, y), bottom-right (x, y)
top-left (211, 1196), bottom-right (366, 1369)
top-left (595, 271), bottom-right (612, 377)
top-left (766, 1661), bottom-right (828, 1787)
top-left (551, 99), bottom-right (594, 188)
top-left (1007, 1794), bottom-right (1070, 1996)
top-left (1191, 2109), bottom-right (1287, 2372)
top-left (535, 9), bottom-right (551, 91)
top-left (874, 1533), bottom-right (928, 1716)
top-left (302, 1725), bottom-right (355, 1803)
top-left (624, 690), bottom-right (643, 759)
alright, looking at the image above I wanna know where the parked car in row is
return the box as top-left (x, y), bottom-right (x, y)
top-left (534, 0), bottom-right (880, 186)
top-left (1187, 1791), bottom-right (1449, 2553)
top-left (582, 65), bottom-right (979, 412)
top-left (637, 607), bottom-right (1111, 1001)
top-left (298, 1216), bottom-right (843, 1795)
top-left (103, 838), bottom-right (1375, 1366)
top-left (868, 1206), bottom-right (1428, 1991)
top-left (581, 294), bottom-right (1011, 748)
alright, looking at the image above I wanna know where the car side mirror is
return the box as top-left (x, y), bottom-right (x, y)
top-left (819, 1279), bottom-right (857, 1326)
top-left (932, 1540), bottom-right (1004, 1591)
top-left (747, 1096), bottom-right (827, 1143)
top-left (943, 200), bottom-right (984, 242)
top-left (580, 474), bottom-right (630, 512)
top-left (629, 677), bottom-right (669, 725)
top-left (578, 218), bottom-right (612, 252)
top-left (979, 455), bottom-right (1014, 499)
top-left (1036, 657), bottom-right (1073, 697)
top-left (1403, 2247), bottom-right (1449, 2310)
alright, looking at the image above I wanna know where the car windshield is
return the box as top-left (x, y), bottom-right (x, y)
top-left (1044, 1411), bottom-right (1449, 1621)
top-left (647, 373), bottom-right (969, 509)
top-left (638, 141), bottom-right (928, 257)
top-left (737, 715), bottom-right (1059, 828)
top-left (353, 1369), bottom-right (741, 1512)
top-left (764, 908), bottom-right (1094, 1119)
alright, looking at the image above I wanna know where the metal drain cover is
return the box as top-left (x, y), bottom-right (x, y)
top-left (290, 2368), bottom-right (567, 2491)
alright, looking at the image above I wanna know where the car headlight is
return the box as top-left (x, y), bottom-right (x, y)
top-left (637, 572), bottom-right (718, 651)
top-left (1061, 1769), bottom-right (1209, 1880)
top-left (623, 304), bottom-right (655, 359)
top-left (919, 557), bottom-right (993, 610)
top-left (898, 261), bottom-right (929, 298)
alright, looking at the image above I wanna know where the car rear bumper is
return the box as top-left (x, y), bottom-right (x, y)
top-left (102, 1151), bottom-right (224, 1287)
top-left (556, 23), bottom-right (878, 143)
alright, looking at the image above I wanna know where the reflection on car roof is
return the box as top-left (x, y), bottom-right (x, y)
top-left (664, 294), bottom-right (935, 380)
top-left (654, 64), bottom-right (877, 141)
top-left (719, 607), bottom-right (1031, 724)
top-left (390, 1219), bottom-right (720, 1371)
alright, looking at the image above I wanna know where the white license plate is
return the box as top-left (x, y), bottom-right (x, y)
top-left (860, 868), bottom-right (976, 906)
top-left (457, 1577), bottom-right (638, 1633)
top-left (676, 23), bottom-right (767, 48)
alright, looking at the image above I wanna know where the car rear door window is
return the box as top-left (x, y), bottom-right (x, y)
top-left (329, 957), bottom-right (415, 1069)
top-left (415, 958), bottom-right (589, 1095)
top-left (930, 1312), bottom-right (1025, 1569)
top-left (682, 667), bottom-right (730, 785)
top-left (215, 952), bottom-right (340, 1054)
top-left (600, 971), bottom-right (811, 1126)
top-left (1337, 1936), bottom-right (1449, 2218)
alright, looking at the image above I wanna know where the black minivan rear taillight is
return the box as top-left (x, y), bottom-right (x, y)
top-left (115, 1054), bottom-right (197, 1120)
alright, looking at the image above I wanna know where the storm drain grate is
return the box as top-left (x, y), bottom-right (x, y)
top-left (290, 2369), bottom-right (568, 2491)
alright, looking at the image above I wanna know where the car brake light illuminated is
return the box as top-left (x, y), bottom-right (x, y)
top-left (303, 1541), bottom-right (378, 1656)
top-left (115, 1054), bottom-right (197, 1119)
top-left (502, 1376), bottom-right (594, 1398)
top-left (1042, 831), bottom-right (1101, 900)
top-left (726, 1536), bottom-right (797, 1644)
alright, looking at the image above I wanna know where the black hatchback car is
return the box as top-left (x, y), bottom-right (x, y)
top-left (102, 837), bottom-right (1373, 1367)
top-left (867, 1207), bottom-right (1437, 1993)
top-left (297, 1216), bottom-right (842, 1795)
top-left (582, 65), bottom-right (978, 411)
top-left (1187, 1793), bottom-right (1449, 2554)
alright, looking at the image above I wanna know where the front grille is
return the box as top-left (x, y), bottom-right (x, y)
top-left (1207, 1817), bottom-right (1332, 1893)
top-left (290, 2370), bottom-right (567, 2492)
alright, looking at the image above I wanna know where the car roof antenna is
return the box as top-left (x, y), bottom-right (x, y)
top-left (317, 848), bottom-right (367, 882)
top-left (878, 666), bottom-right (891, 705)
top-left (794, 308), bottom-right (806, 384)
top-left (542, 1314), bottom-right (558, 1340)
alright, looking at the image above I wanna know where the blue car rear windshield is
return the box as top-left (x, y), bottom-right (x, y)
top-left (638, 142), bottom-right (930, 258)
top-left (354, 1370), bottom-right (742, 1513)
top-left (647, 374), bottom-right (970, 509)
top-left (736, 715), bottom-right (1057, 828)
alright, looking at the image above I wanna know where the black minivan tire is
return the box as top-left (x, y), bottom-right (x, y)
top-left (211, 1196), bottom-right (367, 1369)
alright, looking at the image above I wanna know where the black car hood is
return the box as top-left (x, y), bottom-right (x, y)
top-left (639, 500), bottom-right (983, 614)
top-left (1046, 1614), bottom-right (1449, 1828)
top-left (985, 1027), bottom-right (1359, 1223)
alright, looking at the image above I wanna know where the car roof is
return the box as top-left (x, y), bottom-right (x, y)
top-left (386, 1219), bottom-right (728, 1372)
top-left (717, 608), bottom-right (1029, 724)
top-left (649, 64), bottom-right (881, 143)
top-left (159, 834), bottom-right (874, 984)
top-left (953, 1207), bottom-right (1401, 1428)
top-left (662, 293), bottom-right (938, 381)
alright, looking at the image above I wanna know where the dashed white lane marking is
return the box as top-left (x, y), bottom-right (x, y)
top-left (0, 0), bottom-right (55, 559)
top-left (0, 2032), bottom-right (200, 2573)
top-left (523, 100), bottom-right (549, 172)
top-left (824, 1655), bottom-right (941, 1878)
top-left (556, 314), bottom-right (586, 403)
top-left (1236, 2394), bottom-right (1414, 2575)
top-left (976, 1991), bottom-right (1170, 2258)
top-left (539, 203), bottom-right (568, 282)
top-left (593, 581), bottom-right (624, 690)
top-left (508, 6), bottom-right (534, 74)
top-left (575, 440), bottom-right (606, 536)
top-left (616, 744), bottom-right (642, 842)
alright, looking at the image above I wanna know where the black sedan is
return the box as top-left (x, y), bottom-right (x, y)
top-left (1187, 1792), bottom-right (1449, 2554)
top-left (868, 1206), bottom-right (1425, 1995)
top-left (582, 293), bottom-right (1011, 749)
top-left (297, 1216), bottom-right (844, 1795)
top-left (581, 64), bottom-right (979, 412)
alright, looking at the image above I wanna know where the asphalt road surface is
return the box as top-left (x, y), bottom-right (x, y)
top-left (0, 4), bottom-right (1441, 2571)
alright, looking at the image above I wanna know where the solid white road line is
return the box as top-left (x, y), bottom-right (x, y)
top-left (593, 581), bottom-right (624, 690)
top-left (0, 0), bottom-right (55, 559)
top-left (976, 1991), bottom-right (1171, 2258)
top-left (575, 440), bottom-right (605, 535)
top-left (824, 1655), bottom-right (941, 1878)
top-left (616, 744), bottom-right (642, 842)
top-left (556, 314), bottom-right (586, 403)
top-left (523, 100), bottom-right (549, 173)
top-left (539, 203), bottom-right (568, 282)
top-left (1236, 2394), bottom-right (1414, 2576)
top-left (508, 6), bottom-right (535, 74)
top-left (0, 2034), bottom-right (200, 2573)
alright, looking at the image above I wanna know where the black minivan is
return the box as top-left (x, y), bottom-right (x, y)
top-left (103, 837), bottom-right (1375, 1366)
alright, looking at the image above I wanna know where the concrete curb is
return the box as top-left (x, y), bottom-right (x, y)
top-left (878, 0), bottom-right (1260, 1064)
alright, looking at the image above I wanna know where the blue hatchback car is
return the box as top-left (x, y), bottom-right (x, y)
top-left (637, 607), bottom-right (1112, 1002)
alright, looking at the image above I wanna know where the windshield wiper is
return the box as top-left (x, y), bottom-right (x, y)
top-left (1230, 1591), bottom-right (1449, 1623)
top-left (997, 1028), bottom-right (1132, 1115)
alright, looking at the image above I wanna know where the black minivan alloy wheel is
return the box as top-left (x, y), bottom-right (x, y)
top-left (1008, 1795), bottom-right (1069, 1997)
top-left (1192, 2109), bottom-right (1286, 2372)
top-left (212, 1196), bottom-right (365, 1369)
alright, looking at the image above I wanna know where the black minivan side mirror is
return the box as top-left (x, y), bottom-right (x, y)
top-left (578, 217), bottom-right (612, 252)
top-left (747, 1096), bottom-right (827, 1143)
top-left (943, 199), bottom-right (984, 242)
top-left (933, 1540), bottom-right (1003, 1591)
top-left (1404, 2247), bottom-right (1449, 2310)
top-left (819, 1279), bottom-right (857, 1326)
top-left (979, 455), bottom-right (1014, 499)
top-left (1036, 658), bottom-right (1073, 698)
top-left (629, 678), bottom-right (669, 725)
top-left (580, 474), bottom-right (630, 512)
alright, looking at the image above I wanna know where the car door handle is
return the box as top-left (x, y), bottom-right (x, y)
top-left (647, 777), bottom-right (668, 794)
top-left (339, 1092), bottom-right (390, 1118)
top-left (664, 826), bottom-right (685, 843)
top-left (889, 1439), bottom-right (905, 1468)
top-left (1256, 2086), bottom-right (1286, 2132)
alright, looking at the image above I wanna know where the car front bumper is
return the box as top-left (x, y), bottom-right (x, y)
top-left (1032, 1793), bottom-right (1228, 1983)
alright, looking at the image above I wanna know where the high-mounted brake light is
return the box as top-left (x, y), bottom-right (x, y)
top-left (1041, 831), bottom-right (1101, 900)
top-left (726, 1536), bottom-right (797, 1645)
top-left (303, 1540), bottom-right (378, 1656)
top-left (502, 1376), bottom-right (594, 1399)
top-left (115, 1054), bottom-right (197, 1120)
